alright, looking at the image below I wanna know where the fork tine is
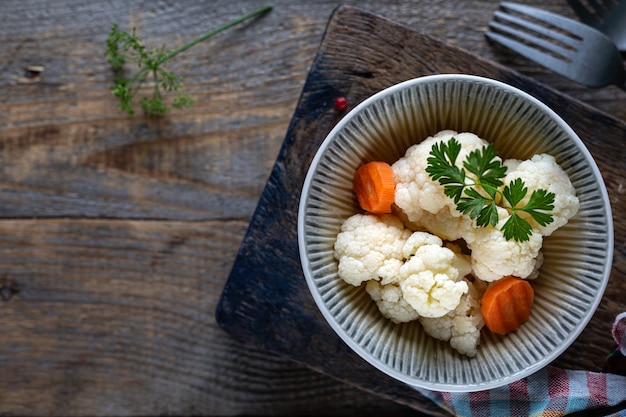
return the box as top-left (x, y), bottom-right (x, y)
top-left (491, 11), bottom-right (579, 59)
top-left (500, 2), bottom-right (602, 38)
top-left (488, 20), bottom-right (574, 61)
top-left (485, 30), bottom-right (572, 76)
top-left (487, 2), bottom-right (626, 88)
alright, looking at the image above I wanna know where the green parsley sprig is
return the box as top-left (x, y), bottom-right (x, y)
top-left (105, 4), bottom-right (273, 117)
top-left (425, 137), bottom-right (555, 242)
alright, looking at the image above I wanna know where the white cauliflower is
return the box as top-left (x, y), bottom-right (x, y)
top-left (392, 130), bottom-right (491, 237)
top-left (334, 213), bottom-right (412, 286)
top-left (463, 210), bottom-right (545, 282)
top-left (365, 280), bottom-right (419, 323)
top-left (390, 130), bottom-right (579, 282)
top-left (504, 153), bottom-right (579, 236)
top-left (419, 278), bottom-right (486, 357)
top-left (412, 207), bottom-right (476, 242)
top-left (399, 232), bottom-right (471, 318)
top-left (334, 215), bottom-right (473, 319)
top-left (332, 130), bottom-right (579, 357)
top-left (463, 154), bottom-right (578, 282)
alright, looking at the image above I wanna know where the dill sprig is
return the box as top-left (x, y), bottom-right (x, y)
top-left (105, 4), bottom-right (273, 116)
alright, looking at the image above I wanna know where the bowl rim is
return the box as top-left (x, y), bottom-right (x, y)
top-left (297, 73), bottom-right (614, 392)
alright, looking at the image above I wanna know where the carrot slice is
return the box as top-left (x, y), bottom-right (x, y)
top-left (481, 276), bottom-right (534, 335)
top-left (353, 161), bottom-right (396, 214)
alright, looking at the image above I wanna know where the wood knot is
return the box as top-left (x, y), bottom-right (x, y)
top-left (25, 65), bottom-right (45, 77)
top-left (0, 279), bottom-right (20, 301)
top-left (15, 65), bottom-right (45, 84)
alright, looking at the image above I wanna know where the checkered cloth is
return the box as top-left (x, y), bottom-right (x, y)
top-left (417, 312), bottom-right (626, 417)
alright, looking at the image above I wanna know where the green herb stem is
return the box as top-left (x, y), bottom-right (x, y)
top-left (162, 4), bottom-right (273, 63)
top-left (106, 4), bottom-right (273, 116)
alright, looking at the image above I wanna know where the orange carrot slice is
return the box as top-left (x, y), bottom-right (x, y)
top-left (481, 276), bottom-right (534, 335)
top-left (353, 161), bottom-right (396, 214)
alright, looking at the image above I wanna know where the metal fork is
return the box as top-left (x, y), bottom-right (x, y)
top-left (485, 2), bottom-right (626, 90)
top-left (567, 0), bottom-right (626, 51)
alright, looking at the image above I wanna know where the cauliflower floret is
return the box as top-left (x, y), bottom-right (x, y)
top-left (416, 207), bottom-right (476, 241)
top-left (460, 154), bottom-right (576, 281)
top-left (465, 219), bottom-right (544, 282)
top-left (401, 230), bottom-right (446, 258)
top-left (365, 280), bottom-right (420, 323)
top-left (445, 241), bottom-right (474, 278)
top-left (419, 278), bottom-right (485, 357)
top-left (391, 131), bottom-right (578, 283)
top-left (392, 130), bottom-right (491, 227)
top-left (504, 153), bottom-right (579, 236)
top-left (399, 232), bottom-right (471, 318)
top-left (334, 213), bottom-right (412, 286)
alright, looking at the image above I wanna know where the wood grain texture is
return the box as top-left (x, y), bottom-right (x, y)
top-left (0, 219), bottom-right (418, 416)
top-left (0, 0), bottom-right (624, 415)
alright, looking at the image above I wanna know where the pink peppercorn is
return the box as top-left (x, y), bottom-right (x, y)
top-left (335, 97), bottom-right (348, 111)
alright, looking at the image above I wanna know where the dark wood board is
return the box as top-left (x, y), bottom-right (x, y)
top-left (216, 5), bottom-right (626, 414)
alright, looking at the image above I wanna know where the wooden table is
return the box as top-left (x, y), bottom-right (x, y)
top-left (1, 1), bottom-right (624, 416)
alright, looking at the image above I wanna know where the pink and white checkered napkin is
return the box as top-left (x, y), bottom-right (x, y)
top-left (417, 312), bottom-right (626, 417)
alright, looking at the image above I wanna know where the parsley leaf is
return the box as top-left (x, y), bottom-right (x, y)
top-left (426, 139), bottom-right (466, 203)
top-left (426, 137), bottom-right (555, 242)
top-left (463, 144), bottom-right (507, 191)
top-left (502, 213), bottom-right (533, 242)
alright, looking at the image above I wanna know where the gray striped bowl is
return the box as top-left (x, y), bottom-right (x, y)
top-left (297, 74), bottom-right (613, 392)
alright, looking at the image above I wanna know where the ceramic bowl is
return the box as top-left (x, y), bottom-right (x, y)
top-left (297, 74), bottom-right (613, 392)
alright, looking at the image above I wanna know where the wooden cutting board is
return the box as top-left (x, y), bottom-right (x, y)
top-left (216, 5), bottom-right (626, 413)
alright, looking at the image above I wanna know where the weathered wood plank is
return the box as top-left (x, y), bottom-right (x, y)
top-left (0, 120), bottom-right (285, 219)
top-left (0, 1), bottom-right (624, 221)
top-left (0, 0), bottom-right (624, 415)
top-left (0, 218), bottom-right (420, 416)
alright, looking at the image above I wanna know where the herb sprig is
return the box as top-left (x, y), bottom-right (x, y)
top-left (426, 137), bottom-right (555, 242)
top-left (105, 4), bottom-right (273, 116)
